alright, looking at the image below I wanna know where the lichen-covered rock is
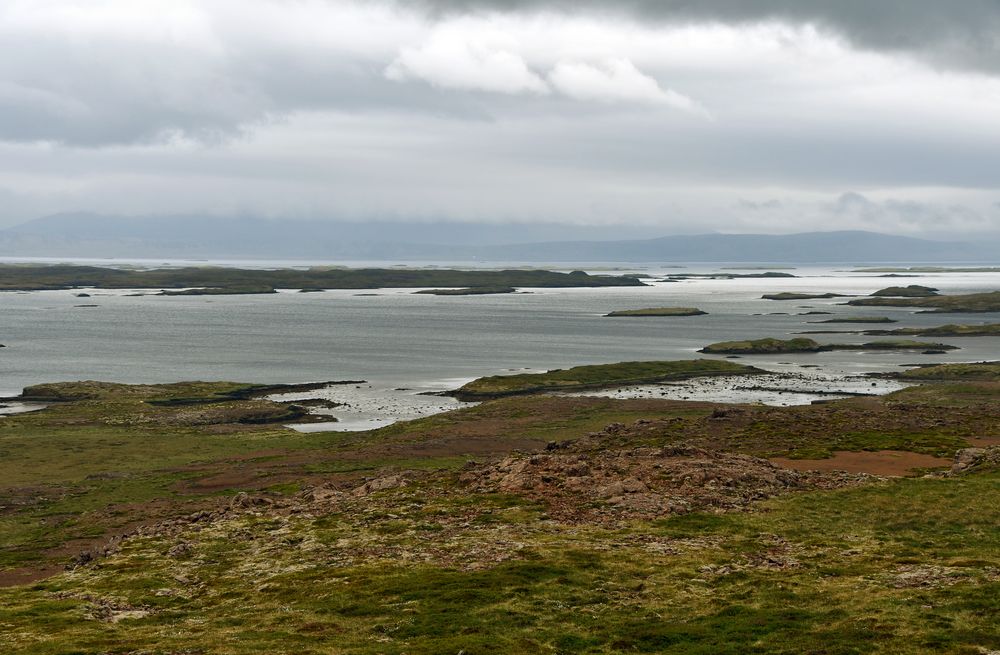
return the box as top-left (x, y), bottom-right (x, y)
top-left (951, 446), bottom-right (1000, 474)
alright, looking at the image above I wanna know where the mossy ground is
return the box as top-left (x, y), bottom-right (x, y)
top-left (0, 377), bottom-right (997, 653)
top-left (2, 470), bottom-right (997, 654)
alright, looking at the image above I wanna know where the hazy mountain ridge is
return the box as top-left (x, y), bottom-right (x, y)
top-left (0, 213), bottom-right (994, 263)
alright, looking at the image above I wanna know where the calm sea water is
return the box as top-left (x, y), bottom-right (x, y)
top-left (2, 263), bottom-right (998, 399)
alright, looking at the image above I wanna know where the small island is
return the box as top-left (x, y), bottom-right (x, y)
top-left (852, 266), bottom-right (1000, 273)
top-left (605, 307), bottom-right (707, 317)
top-left (871, 285), bottom-right (939, 297)
top-left (700, 337), bottom-right (824, 354)
top-left (862, 323), bottom-right (1000, 337)
top-left (811, 316), bottom-right (897, 324)
top-left (158, 286), bottom-right (278, 296)
top-left (667, 272), bottom-right (796, 280)
top-left (762, 292), bottom-right (851, 300)
top-left (848, 290), bottom-right (1000, 313)
top-left (451, 359), bottom-right (759, 400)
top-left (700, 337), bottom-right (958, 355)
top-left (414, 286), bottom-right (518, 296)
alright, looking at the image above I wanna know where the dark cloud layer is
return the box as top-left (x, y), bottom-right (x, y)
top-left (408, 0), bottom-right (1000, 75)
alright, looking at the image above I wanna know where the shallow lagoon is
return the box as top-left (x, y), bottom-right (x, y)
top-left (2, 263), bottom-right (998, 427)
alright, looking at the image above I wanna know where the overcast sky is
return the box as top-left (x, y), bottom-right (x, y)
top-left (1, 0), bottom-right (999, 236)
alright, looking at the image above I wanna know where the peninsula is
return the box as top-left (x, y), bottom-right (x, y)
top-left (0, 265), bottom-right (646, 292)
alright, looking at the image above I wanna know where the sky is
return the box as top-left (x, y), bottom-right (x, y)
top-left (1, 0), bottom-right (1000, 237)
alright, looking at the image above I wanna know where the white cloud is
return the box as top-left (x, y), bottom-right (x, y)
top-left (548, 58), bottom-right (705, 114)
top-left (385, 24), bottom-right (549, 94)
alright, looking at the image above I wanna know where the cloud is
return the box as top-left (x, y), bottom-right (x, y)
top-left (738, 198), bottom-right (783, 211)
top-left (383, 21), bottom-right (706, 113)
top-left (0, 1), bottom-right (999, 237)
top-left (826, 191), bottom-right (994, 234)
top-left (548, 58), bottom-right (705, 113)
top-left (385, 26), bottom-right (548, 94)
top-left (409, 0), bottom-right (1000, 76)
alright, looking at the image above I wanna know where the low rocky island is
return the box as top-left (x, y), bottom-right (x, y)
top-left (605, 307), bottom-right (707, 317)
top-left (762, 292), bottom-right (851, 300)
top-left (853, 266), bottom-right (1000, 273)
top-left (871, 284), bottom-right (939, 297)
top-left (667, 271), bottom-right (796, 280)
top-left (811, 316), bottom-right (897, 324)
top-left (414, 286), bottom-right (518, 296)
top-left (700, 337), bottom-right (958, 355)
top-left (862, 323), bottom-right (1000, 337)
top-left (700, 337), bottom-right (825, 354)
top-left (848, 290), bottom-right (1000, 312)
top-left (451, 359), bottom-right (759, 400)
top-left (158, 285), bottom-right (278, 296)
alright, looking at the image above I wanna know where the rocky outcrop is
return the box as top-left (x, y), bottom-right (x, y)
top-left (459, 444), bottom-right (867, 522)
top-left (950, 446), bottom-right (1000, 474)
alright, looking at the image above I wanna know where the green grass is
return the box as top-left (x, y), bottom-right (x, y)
top-left (452, 359), bottom-right (759, 400)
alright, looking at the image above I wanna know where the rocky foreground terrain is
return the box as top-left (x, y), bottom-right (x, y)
top-left (0, 367), bottom-right (998, 653)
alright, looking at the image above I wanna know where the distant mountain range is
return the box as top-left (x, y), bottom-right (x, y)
top-left (0, 213), bottom-right (995, 263)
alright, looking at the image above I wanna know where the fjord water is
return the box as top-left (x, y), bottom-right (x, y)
top-left (2, 265), bottom-right (999, 399)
